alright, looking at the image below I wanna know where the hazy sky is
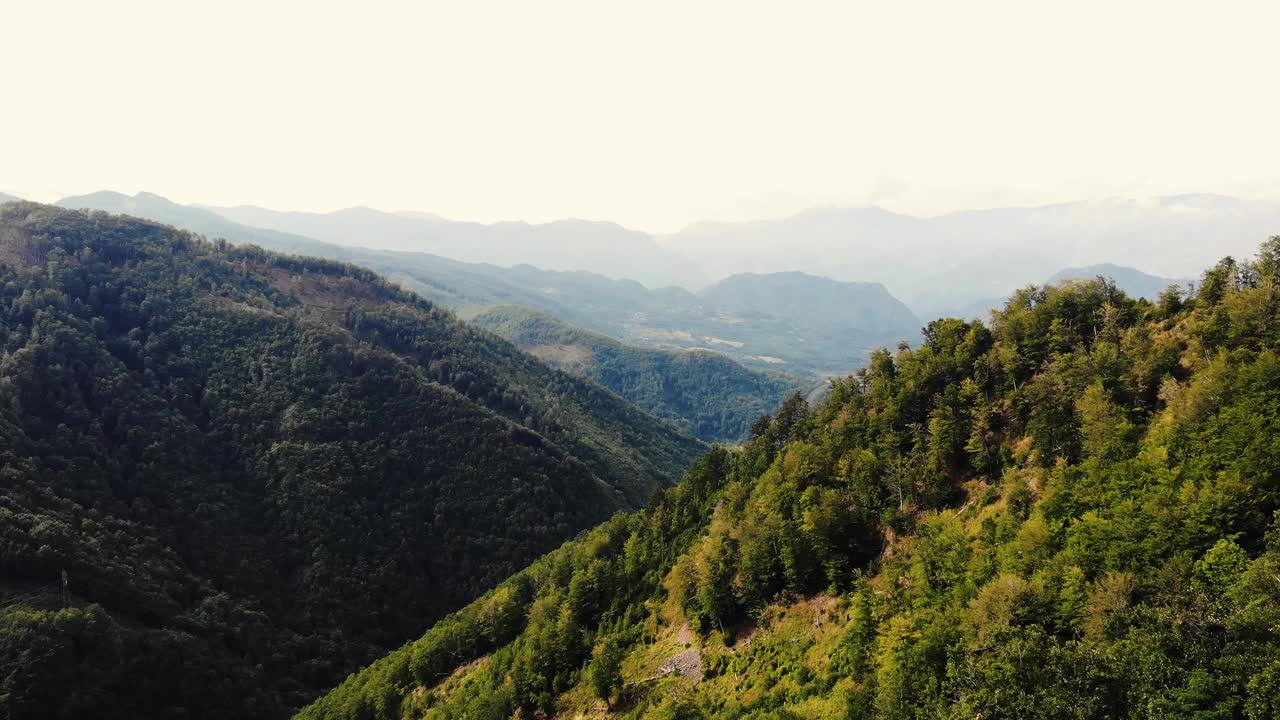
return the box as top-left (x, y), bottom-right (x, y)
top-left (4, 0), bottom-right (1279, 232)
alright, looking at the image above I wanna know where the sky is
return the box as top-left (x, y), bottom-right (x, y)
top-left (3, 0), bottom-right (1279, 233)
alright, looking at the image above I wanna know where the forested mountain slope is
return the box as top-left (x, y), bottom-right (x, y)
top-left (0, 203), bottom-right (703, 719)
top-left (466, 305), bottom-right (814, 442)
top-left (304, 239), bottom-right (1280, 720)
top-left (53, 193), bottom-right (822, 432)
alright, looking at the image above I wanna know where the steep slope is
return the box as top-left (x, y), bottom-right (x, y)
top-left (1047, 262), bottom-right (1190, 300)
top-left (466, 305), bottom-right (813, 442)
top-left (53, 196), bottom-right (704, 500)
top-left (0, 203), bottom-right (703, 720)
top-left (303, 238), bottom-right (1280, 720)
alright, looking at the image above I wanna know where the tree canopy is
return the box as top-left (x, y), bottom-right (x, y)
top-left (0, 203), bottom-right (704, 719)
top-left (301, 237), bottom-right (1280, 720)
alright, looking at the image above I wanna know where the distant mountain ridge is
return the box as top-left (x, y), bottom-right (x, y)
top-left (658, 194), bottom-right (1280, 317)
top-left (46, 190), bottom-right (1280, 322)
top-left (1047, 263), bottom-right (1190, 299)
top-left (390, 259), bottom-right (922, 376)
top-left (57, 191), bottom-right (341, 255)
top-left (63, 189), bottom-right (1264, 373)
top-left (702, 271), bottom-right (920, 338)
top-left (58, 192), bottom-right (923, 376)
top-left (204, 202), bottom-right (705, 289)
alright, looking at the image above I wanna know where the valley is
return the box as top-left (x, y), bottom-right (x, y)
top-left (7, 4), bottom-right (1279, 717)
top-left (56, 192), bottom-right (924, 378)
top-left (301, 237), bottom-right (1280, 720)
top-left (465, 305), bottom-right (817, 443)
top-left (4, 197), bottom-right (1279, 720)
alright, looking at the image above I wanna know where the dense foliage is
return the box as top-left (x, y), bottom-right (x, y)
top-left (468, 305), bottom-right (811, 442)
top-left (0, 204), bottom-right (704, 719)
top-left (302, 238), bottom-right (1280, 719)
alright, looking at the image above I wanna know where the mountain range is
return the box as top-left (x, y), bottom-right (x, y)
top-left (300, 237), bottom-right (1280, 720)
top-left (56, 191), bottom-right (923, 377)
top-left (0, 202), bottom-right (703, 718)
top-left (203, 202), bottom-right (706, 290)
top-left (4, 196), bottom-right (1279, 719)
top-left (55, 189), bottom-right (1278, 379)
top-left (55, 191), bottom-right (1280, 324)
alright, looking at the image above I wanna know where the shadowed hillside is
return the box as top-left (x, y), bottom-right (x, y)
top-left (0, 203), bottom-right (704, 719)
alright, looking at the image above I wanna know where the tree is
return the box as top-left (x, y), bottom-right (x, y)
top-left (589, 636), bottom-right (625, 705)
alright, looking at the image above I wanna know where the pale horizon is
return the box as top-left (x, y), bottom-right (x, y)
top-left (6, 186), bottom-right (1280, 238)
top-left (5, 0), bottom-right (1280, 233)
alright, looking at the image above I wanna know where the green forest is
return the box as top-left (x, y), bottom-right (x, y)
top-left (0, 203), bottom-right (704, 719)
top-left (302, 238), bottom-right (1280, 720)
top-left (466, 305), bottom-right (811, 443)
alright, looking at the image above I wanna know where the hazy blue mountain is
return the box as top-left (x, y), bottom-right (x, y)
top-left (0, 192), bottom-right (20, 204)
top-left (57, 191), bottom-right (344, 256)
top-left (394, 259), bottom-right (920, 376)
top-left (696, 271), bottom-right (921, 372)
top-left (355, 255), bottom-right (922, 376)
top-left (1047, 263), bottom-right (1189, 299)
top-left (702, 271), bottom-right (919, 337)
top-left (65, 190), bottom-right (1275, 348)
top-left (50, 191), bottom-right (1280, 323)
top-left (659, 194), bottom-right (1280, 318)
top-left (205, 203), bottom-right (705, 289)
top-left (53, 192), bottom-right (921, 376)
top-left (929, 264), bottom-right (1189, 322)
